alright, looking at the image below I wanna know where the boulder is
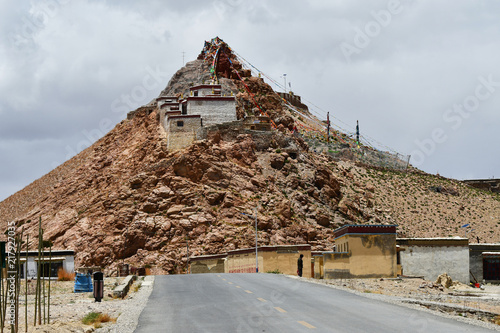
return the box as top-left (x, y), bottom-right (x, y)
top-left (270, 153), bottom-right (286, 170)
top-left (435, 273), bottom-right (453, 288)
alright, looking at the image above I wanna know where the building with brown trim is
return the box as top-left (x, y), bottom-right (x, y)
top-left (322, 225), bottom-right (398, 279)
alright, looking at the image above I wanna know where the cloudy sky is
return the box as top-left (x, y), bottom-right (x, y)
top-left (1, 0), bottom-right (499, 201)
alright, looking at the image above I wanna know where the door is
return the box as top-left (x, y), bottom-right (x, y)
top-left (483, 257), bottom-right (500, 280)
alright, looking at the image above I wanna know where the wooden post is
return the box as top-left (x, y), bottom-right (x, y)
top-left (48, 245), bottom-right (52, 324)
top-left (25, 235), bottom-right (28, 333)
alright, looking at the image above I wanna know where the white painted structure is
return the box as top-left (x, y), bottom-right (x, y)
top-left (397, 238), bottom-right (469, 284)
top-left (19, 250), bottom-right (75, 279)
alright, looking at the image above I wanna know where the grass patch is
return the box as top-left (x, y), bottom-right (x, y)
top-left (266, 269), bottom-right (281, 274)
top-left (82, 312), bottom-right (100, 325)
top-left (82, 312), bottom-right (116, 327)
top-left (132, 282), bottom-right (142, 292)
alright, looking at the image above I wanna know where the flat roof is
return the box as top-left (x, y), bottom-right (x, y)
top-left (189, 253), bottom-right (227, 261)
top-left (156, 96), bottom-right (178, 100)
top-left (19, 250), bottom-right (75, 257)
top-left (167, 115), bottom-right (201, 120)
top-left (187, 96), bottom-right (235, 102)
top-left (189, 244), bottom-right (312, 260)
top-left (228, 244), bottom-right (311, 256)
top-left (397, 238), bottom-right (468, 247)
top-left (397, 237), bottom-right (467, 241)
top-left (334, 224), bottom-right (397, 238)
top-left (483, 252), bottom-right (500, 256)
top-left (190, 84), bottom-right (222, 90)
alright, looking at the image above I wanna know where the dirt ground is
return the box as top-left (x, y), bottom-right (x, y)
top-left (3, 276), bottom-right (144, 333)
top-left (315, 276), bottom-right (500, 326)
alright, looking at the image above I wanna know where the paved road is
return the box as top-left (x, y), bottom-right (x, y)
top-left (135, 274), bottom-right (495, 332)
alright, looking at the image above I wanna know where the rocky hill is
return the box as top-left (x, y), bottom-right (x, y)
top-left (1, 38), bottom-right (499, 275)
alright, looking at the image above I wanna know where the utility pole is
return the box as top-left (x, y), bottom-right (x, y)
top-left (182, 51), bottom-right (186, 66)
top-left (356, 120), bottom-right (360, 148)
top-left (186, 236), bottom-right (189, 274)
top-left (327, 112), bottom-right (330, 143)
top-left (254, 206), bottom-right (258, 273)
top-left (282, 74), bottom-right (287, 94)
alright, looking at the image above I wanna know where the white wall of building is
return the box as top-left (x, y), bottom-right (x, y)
top-left (187, 98), bottom-right (236, 126)
top-left (399, 245), bottom-right (469, 284)
top-left (22, 253), bottom-right (75, 279)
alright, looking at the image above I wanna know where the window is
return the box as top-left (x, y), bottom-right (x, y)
top-left (38, 261), bottom-right (64, 278)
top-left (177, 121), bottom-right (184, 127)
top-left (194, 91), bottom-right (198, 96)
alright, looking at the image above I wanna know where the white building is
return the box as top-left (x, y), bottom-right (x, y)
top-left (397, 238), bottom-right (469, 284)
top-left (19, 250), bottom-right (75, 279)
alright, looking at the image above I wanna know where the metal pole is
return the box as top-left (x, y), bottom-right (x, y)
top-left (327, 112), bottom-right (330, 143)
top-left (283, 74), bottom-right (287, 94)
top-left (255, 206), bottom-right (258, 273)
top-left (186, 237), bottom-right (189, 274)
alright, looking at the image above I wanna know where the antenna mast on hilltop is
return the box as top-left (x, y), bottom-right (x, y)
top-left (182, 51), bottom-right (186, 65)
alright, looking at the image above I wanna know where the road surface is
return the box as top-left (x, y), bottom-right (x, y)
top-left (135, 273), bottom-right (495, 332)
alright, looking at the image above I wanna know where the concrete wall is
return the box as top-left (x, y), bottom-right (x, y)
top-left (323, 233), bottom-right (397, 279)
top-left (348, 234), bottom-right (397, 278)
top-left (323, 252), bottom-right (350, 279)
top-left (313, 255), bottom-right (323, 279)
top-left (190, 245), bottom-right (312, 277)
top-left (398, 238), bottom-right (469, 284)
top-left (226, 252), bottom-right (258, 273)
top-left (186, 97), bottom-right (236, 126)
top-left (261, 248), bottom-right (312, 277)
top-left (226, 246), bottom-right (312, 277)
top-left (469, 244), bottom-right (500, 282)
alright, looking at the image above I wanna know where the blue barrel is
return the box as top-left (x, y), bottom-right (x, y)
top-left (74, 273), bottom-right (93, 293)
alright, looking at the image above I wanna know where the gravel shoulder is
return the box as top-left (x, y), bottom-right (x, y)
top-left (287, 275), bottom-right (500, 331)
top-left (12, 275), bottom-right (154, 333)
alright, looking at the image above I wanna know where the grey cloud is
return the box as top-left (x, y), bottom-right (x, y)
top-left (0, 0), bottom-right (499, 201)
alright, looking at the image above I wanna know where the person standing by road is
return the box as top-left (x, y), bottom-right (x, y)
top-left (297, 254), bottom-right (304, 277)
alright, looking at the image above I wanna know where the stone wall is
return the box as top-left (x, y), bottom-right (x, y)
top-left (166, 115), bottom-right (202, 150)
top-left (397, 238), bottom-right (469, 284)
